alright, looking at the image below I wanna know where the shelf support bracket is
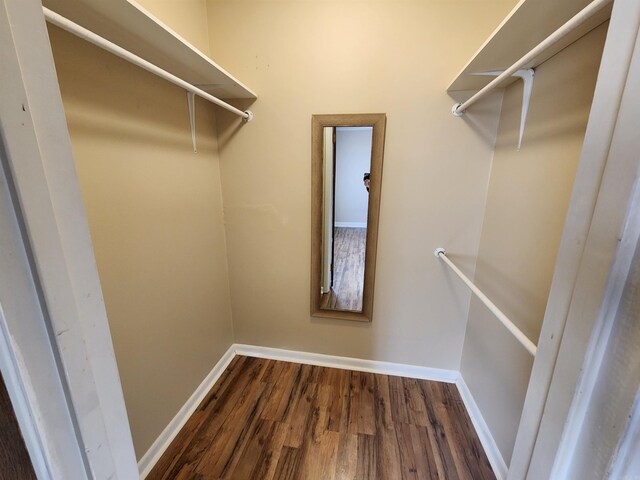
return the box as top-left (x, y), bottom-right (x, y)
top-left (470, 68), bottom-right (535, 150)
top-left (513, 69), bottom-right (535, 150)
top-left (187, 92), bottom-right (197, 152)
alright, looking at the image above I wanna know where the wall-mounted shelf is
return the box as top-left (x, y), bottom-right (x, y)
top-left (42, 0), bottom-right (257, 100)
top-left (448, 0), bottom-right (611, 94)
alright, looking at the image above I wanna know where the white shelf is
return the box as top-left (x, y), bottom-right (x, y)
top-left (448, 0), bottom-right (611, 93)
top-left (42, 0), bottom-right (257, 100)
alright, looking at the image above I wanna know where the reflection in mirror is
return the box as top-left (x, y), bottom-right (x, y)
top-left (320, 127), bottom-right (372, 311)
top-left (311, 114), bottom-right (386, 322)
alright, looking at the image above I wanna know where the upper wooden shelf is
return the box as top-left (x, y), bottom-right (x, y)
top-left (42, 0), bottom-right (257, 100)
top-left (448, 0), bottom-right (612, 93)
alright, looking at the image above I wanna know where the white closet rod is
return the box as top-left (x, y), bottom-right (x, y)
top-left (452, 0), bottom-right (612, 116)
top-left (42, 7), bottom-right (253, 122)
top-left (434, 248), bottom-right (537, 356)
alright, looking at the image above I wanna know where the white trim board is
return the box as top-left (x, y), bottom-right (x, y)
top-left (138, 345), bottom-right (236, 479)
top-left (139, 344), bottom-right (506, 480)
top-left (2, 1), bottom-right (138, 476)
top-left (334, 222), bottom-right (367, 228)
top-left (234, 344), bottom-right (506, 478)
top-left (456, 377), bottom-right (508, 480)
top-left (0, 303), bottom-right (51, 479)
top-left (233, 344), bottom-right (458, 383)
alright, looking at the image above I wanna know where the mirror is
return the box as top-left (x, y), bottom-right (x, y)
top-left (311, 114), bottom-right (386, 322)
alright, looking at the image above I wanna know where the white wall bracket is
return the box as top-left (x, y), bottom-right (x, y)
top-left (513, 68), bottom-right (535, 150)
top-left (187, 92), bottom-right (197, 152)
top-left (466, 68), bottom-right (535, 150)
top-left (451, 104), bottom-right (464, 117)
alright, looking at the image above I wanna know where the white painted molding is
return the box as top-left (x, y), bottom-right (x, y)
top-left (510, 2), bottom-right (640, 478)
top-left (456, 376), bottom-right (508, 480)
top-left (233, 344), bottom-right (458, 383)
top-left (138, 345), bottom-right (236, 479)
top-left (551, 172), bottom-right (640, 478)
top-left (0, 304), bottom-right (51, 479)
top-left (607, 386), bottom-right (640, 478)
top-left (140, 344), bottom-right (506, 480)
top-left (334, 222), bottom-right (367, 229)
top-left (2, 1), bottom-right (137, 476)
top-left (237, 345), bottom-right (506, 478)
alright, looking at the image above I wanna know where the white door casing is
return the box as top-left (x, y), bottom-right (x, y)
top-left (509, 0), bottom-right (640, 477)
top-left (0, 0), bottom-right (138, 478)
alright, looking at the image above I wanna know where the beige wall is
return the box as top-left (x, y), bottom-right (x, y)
top-left (48, 26), bottom-right (234, 458)
top-left (205, 0), bottom-right (515, 368)
top-left (134, 0), bottom-right (211, 56)
top-left (459, 23), bottom-right (608, 465)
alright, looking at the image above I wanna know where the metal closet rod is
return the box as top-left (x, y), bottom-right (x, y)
top-left (42, 7), bottom-right (253, 122)
top-left (434, 248), bottom-right (537, 356)
top-left (452, 0), bottom-right (612, 116)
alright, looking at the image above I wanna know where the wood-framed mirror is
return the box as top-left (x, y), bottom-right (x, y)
top-left (311, 113), bottom-right (386, 322)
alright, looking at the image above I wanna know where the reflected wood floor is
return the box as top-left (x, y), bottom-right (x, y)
top-left (148, 356), bottom-right (495, 480)
top-left (321, 227), bottom-right (366, 311)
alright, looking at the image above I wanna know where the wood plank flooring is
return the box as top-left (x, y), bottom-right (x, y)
top-left (148, 356), bottom-right (495, 480)
top-left (321, 227), bottom-right (366, 311)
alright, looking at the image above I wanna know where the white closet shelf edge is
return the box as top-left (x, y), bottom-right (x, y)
top-left (42, 0), bottom-right (257, 100)
top-left (447, 0), bottom-right (611, 94)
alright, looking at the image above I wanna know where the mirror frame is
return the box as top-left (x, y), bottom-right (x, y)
top-left (310, 113), bottom-right (386, 322)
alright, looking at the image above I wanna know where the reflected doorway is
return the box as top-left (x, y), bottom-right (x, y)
top-left (320, 126), bottom-right (373, 312)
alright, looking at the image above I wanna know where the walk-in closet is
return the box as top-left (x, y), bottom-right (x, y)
top-left (1, 0), bottom-right (639, 478)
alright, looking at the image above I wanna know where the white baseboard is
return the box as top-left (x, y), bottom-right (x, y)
top-left (235, 345), bottom-right (507, 477)
top-left (334, 222), bottom-right (367, 228)
top-left (138, 344), bottom-right (236, 479)
top-left (233, 344), bottom-right (458, 383)
top-left (139, 343), bottom-right (504, 480)
top-left (456, 376), bottom-right (508, 480)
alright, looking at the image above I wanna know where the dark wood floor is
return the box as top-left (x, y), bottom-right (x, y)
top-left (321, 227), bottom-right (366, 311)
top-left (148, 356), bottom-right (495, 480)
top-left (0, 373), bottom-right (36, 480)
